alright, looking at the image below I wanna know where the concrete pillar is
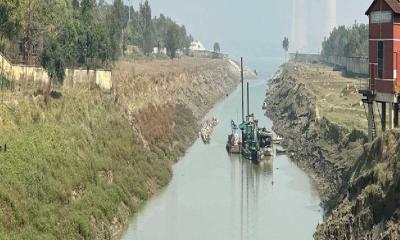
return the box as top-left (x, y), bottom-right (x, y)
top-left (368, 103), bottom-right (374, 142)
top-left (389, 103), bottom-right (393, 130)
top-left (381, 102), bottom-right (386, 132)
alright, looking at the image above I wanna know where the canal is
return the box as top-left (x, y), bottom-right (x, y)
top-left (122, 56), bottom-right (323, 240)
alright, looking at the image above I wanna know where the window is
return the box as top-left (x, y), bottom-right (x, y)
top-left (378, 41), bottom-right (384, 79)
top-left (371, 11), bottom-right (392, 23)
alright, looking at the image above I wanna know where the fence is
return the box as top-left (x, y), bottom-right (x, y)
top-left (289, 53), bottom-right (369, 76)
top-left (0, 52), bottom-right (112, 91)
top-left (322, 55), bottom-right (369, 76)
top-left (188, 50), bottom-right (227, 59)
top-left (289, 53), bottom-right (321, 63)
top-left (290, 53), bottom-right (369, 90)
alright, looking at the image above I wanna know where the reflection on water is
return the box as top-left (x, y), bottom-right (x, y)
top-left (122, 60), bottom-right (322, 240)
top-left (232, 155), bottom-right (273, 240)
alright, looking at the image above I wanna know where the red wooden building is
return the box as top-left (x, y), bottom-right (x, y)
top-left (363, 0), bottom-right (400, 141)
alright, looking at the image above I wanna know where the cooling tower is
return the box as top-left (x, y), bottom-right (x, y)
top-left (290, 0), bottom-right (307, 52)
top-left (325, 0), bottom-right (337, 38)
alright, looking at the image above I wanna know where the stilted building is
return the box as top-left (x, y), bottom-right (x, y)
top-left (361, 0), bottom-right (400, 142)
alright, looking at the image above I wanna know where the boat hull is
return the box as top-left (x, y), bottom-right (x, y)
top-left (264, 147), bottom-right (273, 157)
top-left (241, 148), bottom-right (263, 164)
top-left (226, 143), bottom-right (241, 154)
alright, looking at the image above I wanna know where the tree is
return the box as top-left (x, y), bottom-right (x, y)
top-left (0, 0), bottom-right (192, 66)
top-left (58, 18), bottom-right (81, 67)
top-left (166, 24), bottom-right (180, 59)
top-left (178, 25), bottom-right (190, 54)
top-left (282, 37), bottom-right (289, 52)
top-left (81, 0), bottom-right (96, 24)
top-left (20, 0), bottom-right (44, 64)
top-left (95, 22), bottom-right (111, 64)
top-left (152, 14), bottom-right (168, 51)
top-left (40, 36), bottom-right (66, 103)
top-left (40, 37), bottom-right (65, 84)
top-left (72, 0), bottom-right (80, 11)
top-left (108, 0), bottom-right (125, 60)
top-left (139, 0), bottom-right (153, 55)
top-left (321, 24), bottom-right (368, 57)
top-left (0, 1), bottom-right (20, 50)
top-left (213, 42), bottom-right (220, 53)
top-left (126, 10), bottom-right (141, 47)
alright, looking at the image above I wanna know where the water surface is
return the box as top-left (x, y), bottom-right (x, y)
top-left (122, 56), bottom-right (323, 240)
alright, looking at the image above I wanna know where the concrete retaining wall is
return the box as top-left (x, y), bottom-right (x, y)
top-left (289, 53), bottom-right (321, 63)
top-left (0, 52), bottom-right (112, 90)
top-left (289, 53), bottom-right (369, 76)
top-left (323, 55), bottom-right (369, 76)
top-left (189, 50), bottom-right (227, 59)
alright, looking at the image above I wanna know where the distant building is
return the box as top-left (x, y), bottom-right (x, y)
top-left (153, 47), bottom-right (167, 55)
top-left (190, 41), bottom-right (206, 51)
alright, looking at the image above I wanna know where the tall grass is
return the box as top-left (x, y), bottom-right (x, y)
top-left (0, 88), bottom-right (196, 239)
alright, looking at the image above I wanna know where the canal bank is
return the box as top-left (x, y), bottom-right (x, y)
top-left (122, 57), bottom-right (323, 240)
top-left (0, 58), bottom-right (244, 239)
top-left (265, 62), bottom-right (367, 207)
top-left (264, 62), bottom-right (400, 239)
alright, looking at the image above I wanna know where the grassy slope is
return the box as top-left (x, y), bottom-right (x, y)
top-left (0, 90), bottom-right (180, 239)
top-left (0, 58), bottom-right (238, 239)
top-left (283, 62), bottom-right (369, 132)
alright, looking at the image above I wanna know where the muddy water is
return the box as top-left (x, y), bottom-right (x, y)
top-left (122, 57), bottom-right (323, 240)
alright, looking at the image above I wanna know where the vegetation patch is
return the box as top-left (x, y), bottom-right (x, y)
top-left (316, 130), bottom-right (400, 240)
top-left (0, 89), bottom-right (191, 239)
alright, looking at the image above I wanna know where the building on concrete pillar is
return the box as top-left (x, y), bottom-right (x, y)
top-left (361, 0), bottom-right (400, 142)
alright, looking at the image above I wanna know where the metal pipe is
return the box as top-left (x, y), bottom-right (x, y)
top-left (394, 103), bottom-right (399, 128)
top-left (241, 57), bottom-right (244, 122)
top-left (382, 102), bottom-right (386, 132)
top-left (247, 82), bottom-right (250, 116)
top-left (368, 102), bottom-right (373, 142)
top-left (389, 103), bottom-right (393, 129)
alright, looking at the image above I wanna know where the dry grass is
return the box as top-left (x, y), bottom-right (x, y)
top-left (285, 62), bottom-right (372, 133)
top-left (117, 58), bottom-right (219, 75)
top-left (112, 58), bottom-right (239, 118)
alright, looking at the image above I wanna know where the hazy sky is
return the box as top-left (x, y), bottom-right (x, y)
top-left (127, 0), bottom-right (371, 55)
